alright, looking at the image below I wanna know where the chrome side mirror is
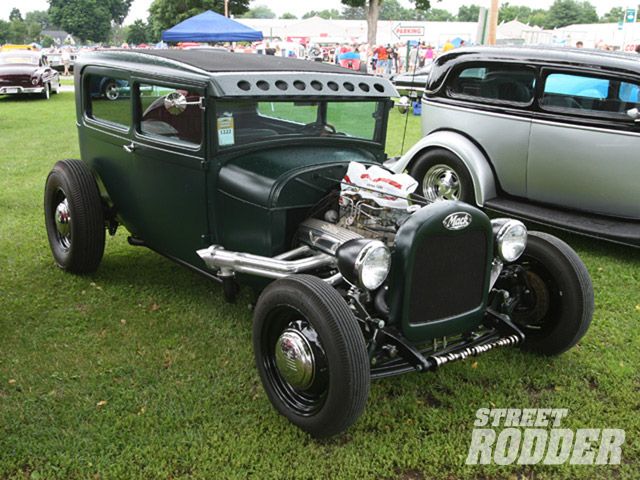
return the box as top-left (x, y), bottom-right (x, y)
top-left (163, 91), bottom-right (204, 115)
top-left (626, 107), bottom-right (640, 122)
top-left (164, 92), bottom-right (188, 115)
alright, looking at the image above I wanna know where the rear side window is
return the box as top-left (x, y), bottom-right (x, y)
top-left (137, 83), bottom-right (203, 146)
top-left (448, 64), bottom-right (535, 104)
top-left (541, 72), bottom-right (640, 117)
top-left (87, 74), bottom-right (130, 128)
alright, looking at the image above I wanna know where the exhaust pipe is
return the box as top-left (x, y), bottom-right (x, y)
top-left (196, 245), bottom-right (337, 280)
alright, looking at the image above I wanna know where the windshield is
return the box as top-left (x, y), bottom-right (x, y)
top-left (214, 99), bottom-right (386, 149)
top-left (0, 54), bottom-right (39, 65)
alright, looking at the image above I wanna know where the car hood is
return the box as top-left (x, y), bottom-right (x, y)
top-left (0, 65), bottom-right (39, 77)
top-left (218, 144), bottom-right (381, 208)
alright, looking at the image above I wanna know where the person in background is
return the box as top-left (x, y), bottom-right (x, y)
top-left (576, 41), bottom-right (584, 48)
top-left (635, 44), bottom-right (640, 54)
top-left (375, 44), bottom-right (389, 75)
top-left (61, 48), bottom-right (71, 76)
top-left (385, 44), bottom-right (395, 74)
top-left (424, 44), bottom-right (435, 65)
top-left (265, 43), bottom-right (276, 55)
top-left (443, 39), bottom-right (455, 53)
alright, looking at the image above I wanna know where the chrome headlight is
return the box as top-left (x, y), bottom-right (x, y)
top-left (31, 77), bottom-right (40, 85)
top-left (336, 239), bottom-right (391, 290)
top-left (492, 219), bottom-right (527, 262)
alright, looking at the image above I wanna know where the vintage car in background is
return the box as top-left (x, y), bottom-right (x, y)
top-left (391, 64), bottom-right (432, 113)
top-left (44, 49), bottom-right (593, 437)
top-left (0, 51), bottom-right (60, 99)
top-left (389, 46), bottom-right (640, 247)
top-left (47, 51), bottom-right (77, 73)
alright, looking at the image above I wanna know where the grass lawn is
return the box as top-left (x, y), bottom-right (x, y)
top-left (0, 92), bottom-right (639, 479)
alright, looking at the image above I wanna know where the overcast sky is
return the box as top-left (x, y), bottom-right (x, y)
top-left (0, 0), bottom-right (625, 24)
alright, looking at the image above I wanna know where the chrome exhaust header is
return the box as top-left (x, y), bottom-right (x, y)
top-left (196, 245), bottom-right (339, 282)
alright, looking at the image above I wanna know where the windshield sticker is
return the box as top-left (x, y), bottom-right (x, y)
top-left (217, 114), bottom-right (234, 146)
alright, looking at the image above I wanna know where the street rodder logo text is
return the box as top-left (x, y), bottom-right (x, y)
top-left (466, 408), bottom-right (625, 465)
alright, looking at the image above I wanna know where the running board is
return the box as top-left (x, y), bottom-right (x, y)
top-left (484, 197), bottom-right (640, 248)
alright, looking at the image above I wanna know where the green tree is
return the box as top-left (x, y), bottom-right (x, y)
top-left (126, 19), bottom-right (150, 44)
top-left (378, 0), bottom-right (411, 20)
top-left (499, 3), bottom-right (532, 23)
top-left (48, 0), bottom-right (132, 43)
top-left (25, 11), bottom-right (52, 30)
top-left (8, 20), bottom-right (28, 43)
top-left (544, 0), bottom-right (598, 29)
top-left (148, 0), bottom-right (251, 39)
top-left (424, 8), bottom-right (455, 21)
top-left (302, 9), bottom-right (343, 19)
top-left (242, 5), bottom-right (276, 19)
top-left (9, 8), bottom-right (23, 22)
top-left (280, 12), bottom-right (297, 19)
top-left (0, 20), bottom-right (11, 44)
top-left (528, 9), bottom-right (549, 27)
top-left (41, 35), bottom-right (55, 47)
top-left (341, 0), bottom-right (432, 46)
top-left (457, 4), bottom-right (481, 21)
top-left (600, 7), bottom-right (624, 23)
top-left (342, 6), bottom-right (366, 19)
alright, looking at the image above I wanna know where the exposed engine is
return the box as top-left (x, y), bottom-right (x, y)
top-left (305, 161), bottom-right (421, 247)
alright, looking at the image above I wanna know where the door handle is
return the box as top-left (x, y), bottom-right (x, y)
top-left (123, 142), bottom-right (136, 153)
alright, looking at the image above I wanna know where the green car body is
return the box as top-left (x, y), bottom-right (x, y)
top-left (42, 49), bottom-right (593, 437)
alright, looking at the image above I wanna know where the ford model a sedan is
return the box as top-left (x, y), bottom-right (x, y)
top-left (44, 50), bottom-right (593, 437)
top-left (0, 51), bottom-right (60, 99)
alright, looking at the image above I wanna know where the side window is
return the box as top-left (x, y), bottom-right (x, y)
top-left (541, 72), bottom-right (640, 117)
top-left (137, 83), bottom-right (203, 146)
top-left (448, 64), bottom-right (535, 104)
top-left (87, 74), bottom-right (131, 128)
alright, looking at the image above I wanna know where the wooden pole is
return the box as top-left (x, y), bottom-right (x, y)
top-left (224, 0), bottom-right (229, 17)
top-left (487, 0), bottom-right (499, 45)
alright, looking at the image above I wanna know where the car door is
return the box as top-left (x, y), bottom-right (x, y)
top-left (126, 79), bottom-right (210, 265)
top-left (527, 69), bottom-right (640, 219)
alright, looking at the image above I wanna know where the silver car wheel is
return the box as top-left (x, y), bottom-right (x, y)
top-left (423, 164), bottom-right (461, 201)
top-left (105, 83), bottom-right (119, 101)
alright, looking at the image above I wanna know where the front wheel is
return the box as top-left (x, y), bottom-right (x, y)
top-left (508, 232), bottom-right (594, 355)
top-left (253, 275), bottom-right (370, 438)
top-left (408, 148), bottom-right (475, 203)
top-left (41, 83), bottom-right (50, 100)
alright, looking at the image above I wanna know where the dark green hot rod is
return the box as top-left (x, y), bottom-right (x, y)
top-left (44, 49), bottom-right (593, 437)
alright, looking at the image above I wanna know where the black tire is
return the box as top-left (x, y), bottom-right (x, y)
top-left (253, 275), bottom-right (370, 438)
top-left (408, 148), bottom-right (475, 203)
top-left (44, 160), bottom-right (105, 273)
top-left (511, 232), bottom-right (594, 356)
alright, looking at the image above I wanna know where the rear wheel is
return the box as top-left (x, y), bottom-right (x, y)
top-left (510, 232), bottom-right (594, 355)
top-left (409, 148), bottom-right (475, 203)
top-left (44, 160), bottom-right (105, 273)
top-left (253, 275), bottom-right (370, 438)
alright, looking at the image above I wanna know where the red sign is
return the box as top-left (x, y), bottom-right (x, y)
top-left (393, 25), bottom-right (425, 39)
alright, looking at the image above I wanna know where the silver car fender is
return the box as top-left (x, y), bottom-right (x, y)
top-left (387, 130), bottom-right (497, 207)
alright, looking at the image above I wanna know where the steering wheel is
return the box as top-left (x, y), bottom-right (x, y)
top-left (300, 122), bottom-right (337, 136)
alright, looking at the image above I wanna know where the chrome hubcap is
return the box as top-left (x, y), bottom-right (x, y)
top-left (423, 164), bottom-right (461, 201)
top-left (105, 84), bottom-right (118, 100)
top-left (275, 328), bottom-right (315, 390)
top-left (54, 198), bottom-right (71, 249)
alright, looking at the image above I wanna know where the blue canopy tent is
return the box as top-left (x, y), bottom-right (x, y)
top-left (162, 10), bottom-right (263, 43)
